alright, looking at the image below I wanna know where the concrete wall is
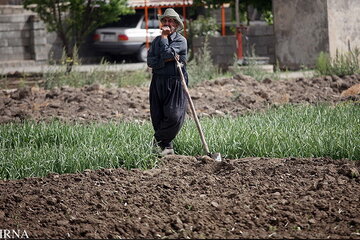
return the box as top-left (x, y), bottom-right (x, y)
top-left (210, 6), bottom-right (275, 64)
top-left (245, 23), bottom-right (275, 64)
top-left (192, 36), bottom-right (236, 69)
top-left (28, 15), bottom-right (48, 61)
top-left (327, 0), bottom-right (360, 56)
top-left (0, 5), bottom-right (49, 64)
top-left (192, 24), bottom-right (275, 68)
top-left (0, 5), bottom-right (99, 66)
top-left (273, 0), bottom-right (329, 70)
top-left (0, 0), bottom-right (22, 5)
top-left (0, 13), bottom-right (32, 61)
top-left (273, 0), bottom-right (360, 70)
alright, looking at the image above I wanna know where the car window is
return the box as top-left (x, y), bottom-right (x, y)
top-left (103, 14), bottom-right (142, 28)
top-left (141, 16), bottom-right (159, 29)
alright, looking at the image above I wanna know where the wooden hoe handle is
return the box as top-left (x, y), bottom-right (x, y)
top-left (175, 57), bottom-right (210, 155)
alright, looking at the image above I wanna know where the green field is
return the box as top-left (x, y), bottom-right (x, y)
top-left (1, 103), bottom-right (359, 180)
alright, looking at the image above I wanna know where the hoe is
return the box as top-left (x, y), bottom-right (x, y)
top-left (174, 54), bottom-right (222, 162)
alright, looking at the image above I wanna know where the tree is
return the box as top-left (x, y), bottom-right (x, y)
top-left (23, 0), bottom-right (134, 72)
top-left (193, 0), bottom-right (271, 11)
top-left (192, 0), bottom-right (272, 24)
top-left (192, 0), bottom-right (228, 9)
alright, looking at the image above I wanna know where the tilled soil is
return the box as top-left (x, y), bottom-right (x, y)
top-left (1, 156), bottom-right (360, 239)
top-left (1, 74), bottom-right (360, 123)
top-left (1, 74), bottom-right (360, 239)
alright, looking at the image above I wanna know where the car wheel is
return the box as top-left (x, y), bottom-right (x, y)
top-left (137, 45), bottom-right (148, 62)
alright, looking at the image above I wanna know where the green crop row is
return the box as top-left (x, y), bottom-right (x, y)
top-left (176, 103), bottom-right (360, 160)
top-left (0, 103), bottom-right (359, 180)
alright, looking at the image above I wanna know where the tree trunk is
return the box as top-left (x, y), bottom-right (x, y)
top-left (64, 43), bottom-right (74, 74)
top-left (57, 30), bottom-right (74, 73)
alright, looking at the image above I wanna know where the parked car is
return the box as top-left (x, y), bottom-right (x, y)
top-left (92, 13), bottom-right (161, 62)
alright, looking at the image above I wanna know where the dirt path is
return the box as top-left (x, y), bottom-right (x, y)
top-left (1, 74), bottom-right (360, 239)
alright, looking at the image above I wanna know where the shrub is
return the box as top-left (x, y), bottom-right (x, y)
top-left (187, 36), bottom-right (224, 87)
top-left (315, 46), bottom-right (360, 76)
top-left (188, 15), bottom-right (220, 38)
top-left (43, 58), bottom-right (150, 89)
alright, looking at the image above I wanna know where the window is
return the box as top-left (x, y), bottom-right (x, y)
top-left (141, 16), bottom-right (159, 29)
top-left (103, 14), bottom-right (142, 28)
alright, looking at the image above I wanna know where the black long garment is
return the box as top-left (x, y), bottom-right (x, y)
top-left (147, 32), bottom-right (188, 149)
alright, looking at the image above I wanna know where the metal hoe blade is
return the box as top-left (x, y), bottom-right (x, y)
top-left (210, 152), bottom-right (222, 162)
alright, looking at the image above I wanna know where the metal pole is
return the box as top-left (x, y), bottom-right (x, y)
top-left (157, 7), bottom-right (162, 30)
top-left (221, 4), bottom-right (225, 36)
top-left (145, 0), bottom-right (149, 48)
top-left (182, 0), bottom-right (187, 38)
top-left (235, 0), bottom-right (243, 60)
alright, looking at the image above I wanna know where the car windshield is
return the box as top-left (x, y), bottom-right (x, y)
top-left (103, 14), bottom-right (142, 28)
top-left (141, 16), bottom-right (160, 29)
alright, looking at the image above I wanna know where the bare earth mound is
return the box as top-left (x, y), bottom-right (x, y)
top-left (1, 156), bottom-right (360, 239)
top-left (1, 74), bottom-right (360, 123)
top-left (1, 74), bottom-right (360, 239)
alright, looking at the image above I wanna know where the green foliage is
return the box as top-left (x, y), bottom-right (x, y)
top-left (0, 121), bottom-right (157, 179)
top-left (192, 0), bottom-right (228, 8)
top-left (43, 65), bottom-right (150, 89)
top-left (231, 51), bottom-right (280, 81)
top-left (235, 0), bottom-right (272, 24)
top-left (0, 73), bottom-right (8, 89)
top-left (247, 0), bottom-right (272, 14)
top-left (1, 104), bottom-right (359, 179)
top-left (192, 0), bottom-right (272, 12)
top-left (176, 103), bottom-right (360, 160)
top-left (234, 64), bottom-right (278, 82)
top-left (188, 15), bottom-right (220, 38)
top-left (23, 0), bottom-right (133, 59)
top-left (262, 10), bottom-right (273, 25)
top-left (187, 15), bottom-right (220, 62)
top-left (192, 0), bottom-right (272, 25)
top-left (315, 48), bottom-right (360, 77)
top-left (315, 52), bottom-right (331, 75)
top-left (187, 36), bottom-right (226, 86)
top-left (42, 48), bottom-right (150, 89)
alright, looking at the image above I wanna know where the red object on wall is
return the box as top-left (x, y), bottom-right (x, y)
top-left (221, 5), bottom-right (226, 36)
top-left (182, 0), bottom-right (187, 38)
top-left (236, 25), bottom-right (247, 60)
top-left (236, 27), bottom-right (243, 59)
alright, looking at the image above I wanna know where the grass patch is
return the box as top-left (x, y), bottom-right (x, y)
top-left (315, 47), bottom-right (360, 77)
top-left (0, 121), bottom-right (157, 179)
top-left (176, 103), bottom-right (360, 160)
top-left (1, 103), bottom-right (359, 179)
top-left (230, 56), bottom-right (282, 82)
top-left (43, 64), bottom-right (151, 89)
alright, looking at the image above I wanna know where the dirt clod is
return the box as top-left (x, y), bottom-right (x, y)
top-left (1, 74), bottom-right (360, 123)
